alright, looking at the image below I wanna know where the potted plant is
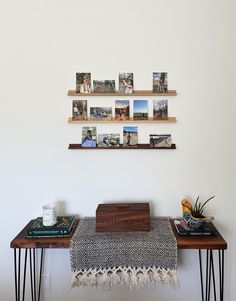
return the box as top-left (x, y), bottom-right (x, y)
top-left (181, 195), bottom-right (215, 229)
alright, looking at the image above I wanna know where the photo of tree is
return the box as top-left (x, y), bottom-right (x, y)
top-left (72, 100), bottom-right (87, 120)
top-left (93, 80), bottom-right (115, 93)
top-left (153, 100), bottom-right (168, 120)
top-left (153, 72), bottom-right (168, 93)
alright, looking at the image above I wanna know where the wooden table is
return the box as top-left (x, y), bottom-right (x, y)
top-left (171, 220), bottom-right (227, 301)
top-left (10, 219), bottom-right (227, 301)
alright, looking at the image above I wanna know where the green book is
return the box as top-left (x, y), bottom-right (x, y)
top-left (27, 216), bottom-right (76, 237)
top-left (174, 219), bottom-right (218, 236)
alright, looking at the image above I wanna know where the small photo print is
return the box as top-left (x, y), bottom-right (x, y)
top-left (93, 80), bottom-right (115, 93)
top-left (119, 73), bottom-right (134, 94)
top-left (123, 126), bottom-right (138, 148)
top-left (81, 127), bottom-right (97, 147)
top-left (133, 100), bottom-right (148, 120)
top-left (153, 72), bottom-right (168, 93)
top-left (90, 107), bottom-right (112, 121)
top-left (72, 100), bottom-right (87, 120)
top-left (76, 73), bottom-right (92, 93)
top-left (115, 100), bottom-right (130, 120)
top-left (98, 133), bottom-right (120, 148)
top-left (153, 99), bottom-right (168, 120)
top-left (150, 134), bottom-right (172, 148)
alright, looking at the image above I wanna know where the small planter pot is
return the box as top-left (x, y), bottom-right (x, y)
top-left (188, 215), bottom-right (214, 229)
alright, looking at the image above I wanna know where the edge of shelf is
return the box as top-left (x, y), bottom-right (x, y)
top-left (68, 143), bottom-right (176, 150)
top-left (68, 117), bottom-right (177, 123)
top-left (67, 90), bottom-right (177, 97)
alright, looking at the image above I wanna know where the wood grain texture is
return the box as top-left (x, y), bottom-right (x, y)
top-left (10, 219), bottom-right (227, 250)
top-left (96, 203), bottom-right (151, 232)
top-left (10, 220), bottom-right (79, 249)
top-left (68, 117), bottom-right (177, 123)
top-left (67, 90), bottom-right (177, 97)
top-left (68, 144), bottom-right (176, 150)
top-left (170, 219), bottom-right (227, 250)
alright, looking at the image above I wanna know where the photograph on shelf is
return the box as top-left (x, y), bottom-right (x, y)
top-left (97, 133), bottom-right (120, 148)
top-left (72, 100), bottom-right (87, 120)
top-left (149, 134), bottom-right (172, 148)
top-left (123, 126), bottom-right (138, 148)
top-left (153, 72), bottom-right (168, 93)
top-left (89, 107), bottom-right (112, 121)
top-left (93, 80), bottom-right (115, 93)
top-left (133, 100), bottom-right (148, 120)
top-left (115, 100), bottom-right (130, 120)
top-left (153, 99), bottom-right (168, 120)
top-left (118, 72), bottom-right (134, 94)
top-left (81, 127), bottom-right (97, 147)
top-left (76, 73), bottom-right (92, 93)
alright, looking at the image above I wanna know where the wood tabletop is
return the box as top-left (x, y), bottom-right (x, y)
top-left (170, 219), bottom-right (227, 250)
top-left (10, 219), bottom-right (79, 249)
top-left (10, 219), bottom-right (227, 250)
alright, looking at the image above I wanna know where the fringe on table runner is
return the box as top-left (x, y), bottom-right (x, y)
top-left (71, 266), bottom-right (178, 290)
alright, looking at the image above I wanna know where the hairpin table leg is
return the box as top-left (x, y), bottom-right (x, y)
top-left (219, 250), bottom-right (224, 301)
top-left (13, 248), bottom-right (44, 301)
top-left (199, 249), bottom-right (225, 301)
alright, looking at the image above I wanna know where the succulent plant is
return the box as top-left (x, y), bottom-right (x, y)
top-left (188, 195), bottom-right (215, 218)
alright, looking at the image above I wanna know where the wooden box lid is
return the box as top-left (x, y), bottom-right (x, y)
top-left (96, 203), bottom-right (150, 213)
top-left (96, 203), bottom-right (150, 232)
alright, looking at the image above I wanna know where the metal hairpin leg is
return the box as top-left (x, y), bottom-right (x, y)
top-left (219, 250), bottom-right (224, 301)
top-left (13, 248), bottom-right (44, 301)
top-left (198, 249), bottom-right (225, 301)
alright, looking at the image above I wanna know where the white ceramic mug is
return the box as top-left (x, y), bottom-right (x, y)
top-left (43, 204), bottom-right (57, 226)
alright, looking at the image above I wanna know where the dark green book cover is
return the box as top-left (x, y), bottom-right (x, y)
top-left (174, 219), bottom-right (218, 236)
top-left (27, 216), bottom-right (76, 237)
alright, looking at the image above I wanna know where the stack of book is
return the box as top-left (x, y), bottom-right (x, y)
top-left (27, 215), bottom-right (76, 238)
top-left (174, 219), bottom-right (219, 236)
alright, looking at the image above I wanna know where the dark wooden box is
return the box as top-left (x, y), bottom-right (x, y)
top-left (96, 203), bottom-right (150, 232)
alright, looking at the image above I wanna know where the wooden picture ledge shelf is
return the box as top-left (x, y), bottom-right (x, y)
top-left (68, 117), bottom-right (176, 123)
top-left (67, 88), bottom-right (177, 151)
top-left (67, 90), bottom-right (177, 97)
top-left (68, 143), bottom-right (176, 150)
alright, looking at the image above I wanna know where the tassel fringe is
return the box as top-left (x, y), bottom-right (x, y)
top-left (71, 266), bottom-right (178, 290)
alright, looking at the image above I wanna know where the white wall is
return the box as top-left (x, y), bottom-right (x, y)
top-left (0, 0), bottom-right (235, 300)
